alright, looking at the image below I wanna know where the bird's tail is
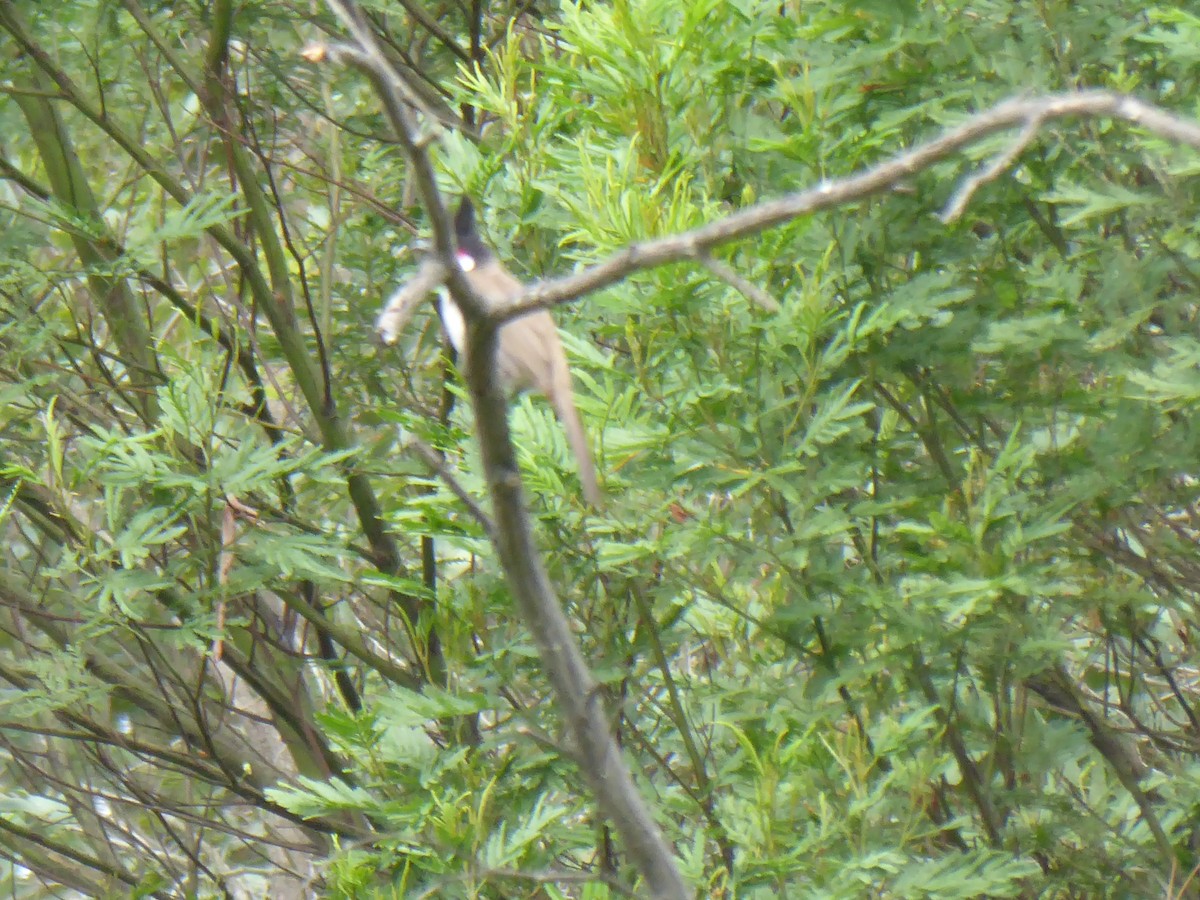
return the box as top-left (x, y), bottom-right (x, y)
top-left (555, 395), bottom-right (601, 507)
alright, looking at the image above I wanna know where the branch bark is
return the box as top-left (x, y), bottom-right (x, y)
top-left (311, 4), bottom-right (691, 897)
top-left (493, 90), bottom-right (1200, 321)
top-left (311, 22), bottom-right (1200, 892)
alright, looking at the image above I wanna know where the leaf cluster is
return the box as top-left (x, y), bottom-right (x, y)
top-left (2, 0), bottom-right (1200, 898)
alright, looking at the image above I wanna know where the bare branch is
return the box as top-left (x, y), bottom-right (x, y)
top-left (384, 0), bottom-right (472, 64)
top-left (376, 257), bottom-right (447, 344)
top-left (495, 90), bottom-right (1200, 322)
top-left (312, 4), bottom-right (691, 897)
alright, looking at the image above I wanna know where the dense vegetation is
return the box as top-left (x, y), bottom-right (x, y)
top-left (2, 0), bottom-right (1200, 896)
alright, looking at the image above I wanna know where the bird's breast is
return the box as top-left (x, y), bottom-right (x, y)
top-left (436, 289), bottom-right (466, 353)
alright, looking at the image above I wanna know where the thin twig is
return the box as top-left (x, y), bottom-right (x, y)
top-left (407, 436), bottom-right (496, 539)
top-left (941, 113), bottom-right (1044, 222)
top-left (696, 251), bottom-right (781, 312)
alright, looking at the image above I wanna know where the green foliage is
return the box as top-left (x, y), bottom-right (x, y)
top-left (2, 0), bottom-right (1200, 897)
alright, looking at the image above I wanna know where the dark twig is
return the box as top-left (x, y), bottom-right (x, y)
top-left (407, 436), bottom-right (497, 539)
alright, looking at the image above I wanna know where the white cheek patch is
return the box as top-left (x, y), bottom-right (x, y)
top-left (455, 251), bottom-right (476, 272)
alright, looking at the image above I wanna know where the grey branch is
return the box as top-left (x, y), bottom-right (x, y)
top-left (311, 5), bottom-right (692, 898)
top-left (314, 24), bottom-right (1200, 893)
top-left (376, 257), bottom-right (446, 344)
top-left (492, 90), bottom-right (1200, 323)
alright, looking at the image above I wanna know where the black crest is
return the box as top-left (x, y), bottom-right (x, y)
top-left (453, 197), bottom-right (493, 264)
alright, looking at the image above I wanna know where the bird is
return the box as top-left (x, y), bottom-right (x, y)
top-left (437, 198), bottom-right (601, 506)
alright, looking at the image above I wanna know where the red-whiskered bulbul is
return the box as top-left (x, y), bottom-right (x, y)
top-left (439, 198), bottom-right (601, 506)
